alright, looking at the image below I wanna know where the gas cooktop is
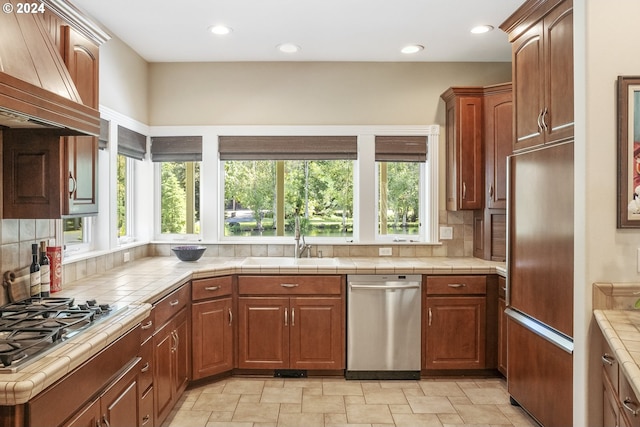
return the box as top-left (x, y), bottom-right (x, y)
top-left (0, 297), bottom-right (121, 372)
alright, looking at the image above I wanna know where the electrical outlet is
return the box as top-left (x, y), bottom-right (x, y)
top-left (123, 252), bottom-right (130, 263)
top-left (440, 226), bottom-right (453, 240)
top-left (379, 247), bottom-right (392, 256)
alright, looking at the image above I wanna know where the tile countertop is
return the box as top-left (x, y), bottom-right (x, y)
top-left (0, 256), bottom-right (505, 406)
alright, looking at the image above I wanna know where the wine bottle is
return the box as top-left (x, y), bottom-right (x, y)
top-left (39, 241), bottom-right (50, 298)
top-left (29, 243), bottom-right (41, 300)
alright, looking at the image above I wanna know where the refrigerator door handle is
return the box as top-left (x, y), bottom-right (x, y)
top-left (505, 308), bottom-right (573, 354)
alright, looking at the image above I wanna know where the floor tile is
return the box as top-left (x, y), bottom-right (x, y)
top-left (162, 377), bottom-right (537, 427)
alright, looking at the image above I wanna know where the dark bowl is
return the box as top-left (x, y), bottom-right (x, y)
top-left (171, 245), bottom-right (207, 262)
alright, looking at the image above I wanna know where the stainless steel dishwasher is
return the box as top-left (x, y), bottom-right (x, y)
top-left (346, 274), bottom-right (422, 380)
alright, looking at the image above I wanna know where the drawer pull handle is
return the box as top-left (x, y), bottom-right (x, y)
top-left (291, 308), bottom-right (295, 327)
top-left (428, 307), bottom-right (432, 326)
top-left (284, 308), bottom-right (288, 326)
top-left (447, 283), bottom-right (466, 288)
top-left (205, 286), bottom-right (221, 291)
top-left (623, 398), bottom-right (640, 416)
top-left (142, 415), bottom-right (151, 425)
top-left (141, 362), bottom-right (150, 373)
top-left (602, 353), bottom-right (615, 366)
top-left (228, 308), bottom-right (233, 326)
top-left (141, 321), bottom-right (153, 330)
top-left (169, 299), bottom-right (180, 306)
top-left (281, 283), bottom-right (299, 288)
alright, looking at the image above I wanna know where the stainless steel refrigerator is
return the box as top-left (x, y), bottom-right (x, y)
top-left (506, 141), bottom-right (574, 427)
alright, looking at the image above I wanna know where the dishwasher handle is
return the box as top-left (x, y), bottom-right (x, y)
top-left (349, 284), bottom-right (421, 290)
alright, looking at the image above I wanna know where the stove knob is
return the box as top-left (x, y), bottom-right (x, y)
top-left (99, 304), bottom-right (111, 311)
top-left (86, 299), bottom-right (97, 307)
top-left (78, 304), bottom-right (88, 310)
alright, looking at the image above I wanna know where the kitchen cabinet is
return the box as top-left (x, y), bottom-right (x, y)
top-left (601, 332), bottom-right (640, 427)
top-left (26, 325), bottom-right (142, 427)
top-left (441, 87), bottom-right (484, 210)
top-left (2, 13), bottom-right (100, 219)
top-left (138, 310), bottom-right (155, 427)
top-left (501, 0), bottom-right (573, 151)
top-left (191, 276), bottom-right (234, 380)
top-left (473, 83), bottom-right (511, 261)
top-left (423, 275), bottom-right (487, 370)
top-left (153, 285), bottom-right (190, 427)
top-left (237, 275), bottom-right (344, 371)
top-left (497, 276), bottom-right (507, 377)
top-left (65, 358), bottom-right (141, 427)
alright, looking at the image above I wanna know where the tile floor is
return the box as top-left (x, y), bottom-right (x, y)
top-left (162, 376), bottom-right (539, 427)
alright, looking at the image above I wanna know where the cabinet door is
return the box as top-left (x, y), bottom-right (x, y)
top-left (65, 135), bottom-right (98, 216)
top-left (543, 0), bottom-right (574, 145)
top-left (425, 296), bottom-right (486, 370)
top-left (192, 298), bottom-right (233, 379)
top-left (101, 359), bottom-right (140, 427)
top-left (497, 296), bottom-right (507, 376)
top-left (62, 25), bottom-right (99, 216)
top-left (238, 297), bottom-right (289, 369)
top-left (445, 94), bottom-right (483, 210)
top-left (65, 399), bottom-right (100, 427)
top-left (173, 310), bottom-right (190, 396)
top-left (290, 297), bottom-right (344, 370)
top-left (512, 20), bottom-right (545, 151)
top-left (484, 89), bottom-right (512, 209)
top-left (153, 322), bottom-right (175, 425)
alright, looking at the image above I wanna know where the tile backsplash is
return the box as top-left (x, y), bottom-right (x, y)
top-left (0, 210), bottom-right (474, 287)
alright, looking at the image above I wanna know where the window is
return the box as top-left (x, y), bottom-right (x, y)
top-left (117, 125), bottom-right (147, 243)
top-left (375, 136), bottom-right (427, 240)
top-left (151, 136), bottom-right (203, 236)
top-left (219, 136), bottom-right (356, 238)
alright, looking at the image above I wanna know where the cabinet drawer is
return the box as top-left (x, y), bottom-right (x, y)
top-left (620, 373), bottom-right (640, 426)
top-left (426, 275), bottom-right (486, 295)
top-left (238, 275), bottom-right (342, 295)
top-left (140, 386), bottom-right (154, 427)
top-left (140, 309), bottom-right (155, 343)
top-left (138, 338), bottom-right (154, 394)
top-left (155, 284), bottom-right (190, 329)
top-left (192, 276), bottom-right (233, 301)
top-left (602, 337), bottom-right (619, 394)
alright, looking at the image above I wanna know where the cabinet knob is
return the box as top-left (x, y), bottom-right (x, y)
top-left (489, 185), bottom-right (494, 198)
top-left (462, 182), bottom-right (467, 200)
top-left (428, 307), bottom-right (433, 326)
top-left (141, 320), bottom-right (153, 330)
top-left (601, 353), bottom-right (616, 366)
top-left (228, 308), bottom-right (233, 326)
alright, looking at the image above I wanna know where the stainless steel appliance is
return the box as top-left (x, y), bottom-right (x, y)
top-left (0, 297), bottom-right (122, 372)
top-left (506, 141), bottom-right (574, 426)
top-left (346, 274), bottom-right (421, 380)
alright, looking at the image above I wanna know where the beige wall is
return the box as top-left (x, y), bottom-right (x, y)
top-left (148, 61), bottom-right (512, 126)
top-left (99, 36), bottom-right (149, 123)
top-left (576, 0), bottom-right (640, 425)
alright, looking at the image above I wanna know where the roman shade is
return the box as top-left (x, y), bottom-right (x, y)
top-left (117, 125), bottom-right (147, 160)
top-left (218, 136), bottom-right (357, 160)
top-left (151, 136), bottom-right (203, 162)
top-left (375, 136), bottom-right (427, 162)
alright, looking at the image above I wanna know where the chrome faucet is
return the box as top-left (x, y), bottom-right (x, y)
top-left (294, 212), bottom-right (312, 258)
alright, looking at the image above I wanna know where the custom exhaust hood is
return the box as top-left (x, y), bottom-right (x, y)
top-left (0, 0), bottom-right (104, 136)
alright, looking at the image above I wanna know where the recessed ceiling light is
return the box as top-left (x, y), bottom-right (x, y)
top-left (401, 44), bottom-right (424, 54)
top-left (209, 25), bottom-right (233, 35)
top-left (277, 43), bottom-right (301, 54)
top-left (471, 25), bottom-right (494, 34)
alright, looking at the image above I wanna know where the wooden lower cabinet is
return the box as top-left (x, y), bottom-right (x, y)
top-left (601, 331), bottom-right (639, 427)
top-left (192, 297), bottom-right (234, 379)
top-left (238, 296), bottom-right (343, 370)
top-left (497, 276), bottom-right (507, 377)
top-left (154, 308), bottom-right (189, 426)
top-left (66, 358), bottom-right (141, 427)
top-left (424, 296), bottom-right (486, 370)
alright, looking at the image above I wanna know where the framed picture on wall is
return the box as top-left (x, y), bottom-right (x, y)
top-left (617, 76), bottom-right (640, 228)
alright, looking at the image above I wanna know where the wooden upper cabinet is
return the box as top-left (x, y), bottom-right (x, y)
top-left (483, 84), bottom-right (513, 210)
top-left (441, 87), bottom-right (484, 211)
top-left (502, 0), bottom-right (573, 151)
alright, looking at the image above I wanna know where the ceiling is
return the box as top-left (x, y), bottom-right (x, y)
top-left (69, 0), bottom-right (525, 63)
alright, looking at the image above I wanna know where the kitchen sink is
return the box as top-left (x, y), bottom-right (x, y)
top-left (241, 257), bottom-right (337, 266)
